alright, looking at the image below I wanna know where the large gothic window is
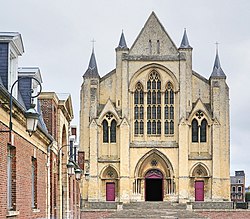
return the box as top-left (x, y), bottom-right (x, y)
top-left (147, 71), bottom-right (161, 135)
top-left (134, 82), bottom-right (144, 135)
top-left (102, 112), bottom-right (117, 143)
top-left (164, 82), bottom-right (174, 134)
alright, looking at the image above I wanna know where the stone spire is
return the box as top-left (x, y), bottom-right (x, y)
top-left (117, 31), bottom-right (128, 49)
top-left (83, 49), bottom-right (100, 78)
top-left (210, 45), bottom-right (226, 78)
top-left (179, 29), bottom-right (192, 49)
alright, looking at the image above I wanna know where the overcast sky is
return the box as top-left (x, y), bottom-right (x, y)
top-left (1, 0), bottom-right (250, 186)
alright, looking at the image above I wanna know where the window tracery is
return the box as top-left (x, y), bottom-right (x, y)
top-left (133, 71), bottom-right (175, 138)
top-left (134, 82), bottom-right (144, 135)
top-left (102, 112), bottom-right (117, 143)
top-left (191, 110), bottom-right (207, 143)
top-left (164, 82), bottom-right (174, 134)
top-left (147, 71), bottom-right (161, 135)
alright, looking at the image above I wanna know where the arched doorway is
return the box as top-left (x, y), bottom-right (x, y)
top-left (145, 169), bottom-right (163, 201)
top-left (100, 165), bottom-right (119, 202)
top-left (190, 163), bottom-right (210, 202)
top-left (133, 149), bottom-right (175, 202)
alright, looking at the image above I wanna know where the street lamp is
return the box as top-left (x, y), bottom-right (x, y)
top-left (66, 159), bottom-right (75, 176)
top-left (58, 144), bottom-right (83, 178)
top-left (74, 167), bottom-right (82, 181)
top-left (0, 76), bottom-right (42, 141)
top-left (25, 103), bottom-right (40, 136)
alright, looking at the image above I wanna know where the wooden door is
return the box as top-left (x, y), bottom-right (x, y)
top-left (195, 181), bottom-right (204, 201)
top-left (106, 182), bottom-right (115, 201)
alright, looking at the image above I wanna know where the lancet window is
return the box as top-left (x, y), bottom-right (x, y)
top-left (191, 110), bottom-right (208, 143)
top-left (134, 82), bottom-right (144, 135)
top-left (102, 112), bottom-right (117, 143)
top-left (147, 71), bottom-right (161, 135)
top-left (164, 82), bottom-right (174, 135)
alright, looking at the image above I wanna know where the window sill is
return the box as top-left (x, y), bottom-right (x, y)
top-left (7, 210), bottom-right (19, 217)
top-left (32, 208), bottom-right (40, 213)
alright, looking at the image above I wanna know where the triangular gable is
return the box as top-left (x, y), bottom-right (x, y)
top-left (120, 117), bottom-right (129, 127)
top-left (90, 118), bottom-right (98, 127)
top-left (188, 99), bottom-right (212, 124)
top-left (98, 99), bottom-right (120, 123)
top-left (129, 12), bottom-right (178, 56)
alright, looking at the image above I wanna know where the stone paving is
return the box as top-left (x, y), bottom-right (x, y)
top-left (81, 202), bottom-right (250, 219)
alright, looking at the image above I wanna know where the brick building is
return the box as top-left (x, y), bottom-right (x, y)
top-left (0, 32), bottom-right (82, 219)
top-left (0, 32), bottom-right (52, 218)
top-left (230, 171), bottom-right (245, 202)
top-left (39, 92), bottom-right (81, 219)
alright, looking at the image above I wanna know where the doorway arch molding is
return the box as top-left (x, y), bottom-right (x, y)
top-left (134, 149), bottom-right (174, 178)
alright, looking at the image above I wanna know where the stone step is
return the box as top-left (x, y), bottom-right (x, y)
top-left (123, 202), bottom-right (186, 210)
top-left (82, 201), bottom-right (120, 210)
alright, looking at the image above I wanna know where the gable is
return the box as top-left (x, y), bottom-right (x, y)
top-left (129, 12), bottom-right (178, 56)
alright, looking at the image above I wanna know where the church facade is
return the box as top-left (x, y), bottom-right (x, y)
top-left (79, 12), bottom-right (230, 203)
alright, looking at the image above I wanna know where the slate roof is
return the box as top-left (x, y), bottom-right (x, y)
top-left (179, 29), bottom-right (192, 49)
top-left (117, 31), bottom-right (128, 49)
top-left (83, 50), bottom-right (100, 78)
top-left (211, 50), bottom-right (226, 78)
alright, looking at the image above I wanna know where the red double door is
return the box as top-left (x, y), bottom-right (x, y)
top-left (106, 182), bottom-right (115, 201)
top-left (195, 181), bottom-right (204, 201)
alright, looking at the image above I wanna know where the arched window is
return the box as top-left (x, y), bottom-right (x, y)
top-left (164, 82), bottom-right (174, 134)
top-left (103, 120), bottom-right (109, 143)
top-left (103, 112), bottom-right (117, 143)
top-left (192, 112), bottom-right (208, 143)
top-left (110, 120), bottom-right (117, 143)
top-left (200, 119), bottom-right (207, 142)
top-left (134, 82), bottom-right (144, 135)
top-left (192, 119), bottom-right (198, 142)
top-left (147, 71), bottom-right (161, 135)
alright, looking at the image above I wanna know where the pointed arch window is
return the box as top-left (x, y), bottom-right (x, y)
top-left (192, 111), bottom-right (208, 143)
top-left (147, 71), bottom-right (161, 135)
top-left (102, 112), bottom-right (117, 143)
top-left (102, 120), bottom-right (109, 143)
top-left (164, 82), bottom-right (174, 135)
top-left (192, 119), bottom-right (198, 142)
top-left (200, 119), bottom-right (207, 142)
top-left (134, 82), bottom-right (144, 135)
top-left (110, 120), bottom-right (117, 143)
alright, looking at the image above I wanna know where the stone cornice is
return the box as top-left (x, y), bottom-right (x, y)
top-left (122, 53), bottom-right (186, 61)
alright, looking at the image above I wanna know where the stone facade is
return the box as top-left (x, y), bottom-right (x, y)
top-left (79, 12), bottom-right (230, 203)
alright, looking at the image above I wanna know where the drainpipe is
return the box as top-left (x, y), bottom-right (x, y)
top-left (47, 143), bottom-right (52, 219)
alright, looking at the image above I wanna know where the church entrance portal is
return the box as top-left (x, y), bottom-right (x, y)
top-left (145, 169), bottom-right (163, 201)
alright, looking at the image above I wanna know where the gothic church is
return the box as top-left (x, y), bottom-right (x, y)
top-left (79, 12), bottom-right (230, 203)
